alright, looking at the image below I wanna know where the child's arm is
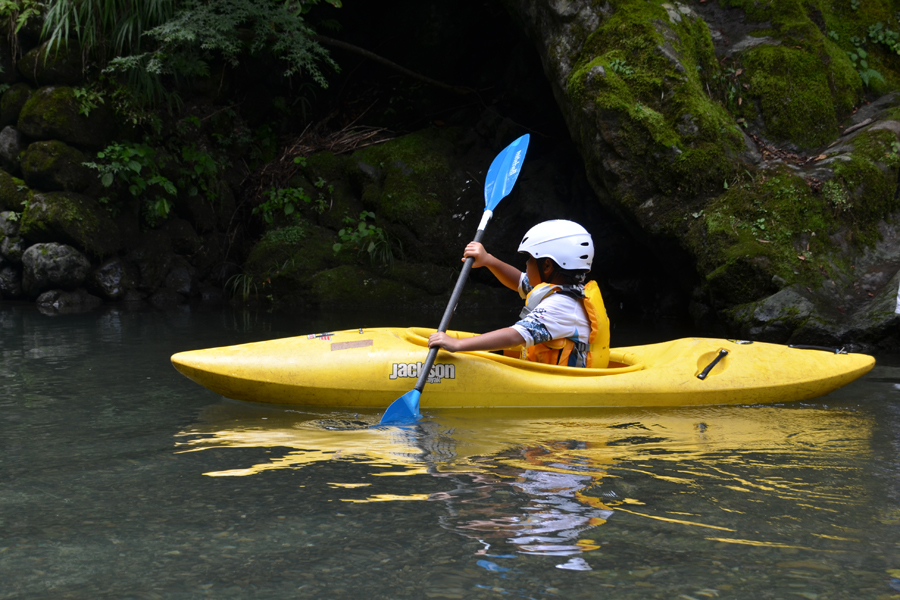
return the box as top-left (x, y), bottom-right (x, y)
top-left (464, 242), bottom-right (522, 291)
top-left (429, 328), bottom-right (525, 353)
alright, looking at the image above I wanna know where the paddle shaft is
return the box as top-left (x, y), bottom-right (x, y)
top-left (411, 215), bottom-right (491, 394)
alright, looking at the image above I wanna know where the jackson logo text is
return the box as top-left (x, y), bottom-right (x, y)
top-left (389, 362), bottom-right (456, 383)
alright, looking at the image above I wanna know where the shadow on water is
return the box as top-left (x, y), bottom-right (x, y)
top-left (2, 302), bottom-right (899, 599)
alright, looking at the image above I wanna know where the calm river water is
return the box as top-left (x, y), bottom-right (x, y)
top-left (1, 303), bottom-right (899, 599)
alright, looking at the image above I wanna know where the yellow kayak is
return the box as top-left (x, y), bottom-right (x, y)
top-left (170, 327), bottom-right (875, 408)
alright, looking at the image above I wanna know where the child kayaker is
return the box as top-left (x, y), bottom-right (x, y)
top-left (428, 220), bottom-right (610, 368)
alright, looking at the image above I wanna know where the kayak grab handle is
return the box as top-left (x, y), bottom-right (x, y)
top-left (697, 349), bottom-right (729, 380)
top-left (788, 344), bottom-right (848, 354)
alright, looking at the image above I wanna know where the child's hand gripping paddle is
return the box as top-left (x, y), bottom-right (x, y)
top-left (379, 134), bottom-right (530, 424)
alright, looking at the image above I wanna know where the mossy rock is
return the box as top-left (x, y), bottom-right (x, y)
top-left (285, 127), bottom-right (478, 267)
top-left (21, 140), bottom-right (91, 192)
top-left (0, 126), bottom-right (26, 174)
top-left (0, 83), bottom-right (33, 128)
top-left (17, 41), bottom-right (85, 86)
top-left (0, 169), bottom-right (30, 211)
top-left (19, 191), bottom-right (120, 258)
top-left (309, 264), bottom-right (431, 308)
top-left (739, 43), bottom-right (861, 149)
top-left (18, 86), bottom-right (116, 149)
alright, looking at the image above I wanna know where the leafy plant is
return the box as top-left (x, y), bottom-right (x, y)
top-left (846, 47), bottom-right (884, 87)
top-left (253, 187), bottom-right (314, 225)
top-left (84, 142), bottom-right (177, 223)
top-left (73, 86), bottom-right (105, 116)
top-left (253, 177), bottom-right (330, 226)
top-left (333, 211), bottom-right (397, 268)
top-left (822, 180), bottom-right (852, 214)
top-left (225, 272), bottom-right (257, 303)
top-left (261, 224), bottom-right (307, 245)
top-left (608, 58), bottom-right (634, 77)
top-left (41, 0), bottom-right (341, 110)
top-left (0, 0), bottom-right (43, 57)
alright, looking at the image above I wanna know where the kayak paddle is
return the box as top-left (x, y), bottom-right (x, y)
top-left (379, 134), bottom-right (530, 424)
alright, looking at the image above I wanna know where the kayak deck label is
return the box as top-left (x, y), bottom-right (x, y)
top-left (331, 339), bottom-right (373, 351)
top-left (389, 362), bottom-right (456, 383)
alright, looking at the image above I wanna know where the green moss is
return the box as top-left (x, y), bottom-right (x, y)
top-left (309, 265), bottom-right (428, 307)
top-left (354, 128), bottom-right (457, 236)
top-left (566, 0), bottom-right (749, 205)
top-left (830, 130), bottom-right (900, 237)
top-left (18, 191), bottom-right (119, 257)
top-left (19, 87), bottom-right (75, 130)
top-left (741, 44), bottom-right (857, 148)
top-left (688, 130), bottom-right (900, 304)
top-left (0, 169), bottom-right (30, 211)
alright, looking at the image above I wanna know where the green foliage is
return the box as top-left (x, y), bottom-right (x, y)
top-left (72, 86), bottom-right (105, 116)
top-left (333, 211), bottom-right (397, 268)
top-left (252, 177), bottom-right (332, 226)
top-left (822, 179), bottom-right (853, 214)
top-left (867, 22), bottom-right (900, 53)
top-left (225, 272), bottom-right (257, 303)
top-left (0, 0), bottom-right (41, 33)
top-left (846, 45), bottom-right (885, 87)
top-left (40, 0), bottom-right (341, 110)
top-left (253, 187), bottom-right (312, 225)
top-left (608, 58), bottom-right (634, 77)
top-left (711, 66), bottom-right (744, 109)
top-left (261, 224), bottom-right (307, 245)
top-left (85, 139), bottom-right (223, 226)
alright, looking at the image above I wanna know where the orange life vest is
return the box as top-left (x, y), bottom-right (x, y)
top-left (516, 280), bottom-right (610, 368)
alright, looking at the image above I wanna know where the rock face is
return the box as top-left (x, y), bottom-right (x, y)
top-left (22, 242), bottom-right (91, 296)
top-left (87, 257), bottom-right (139, 300)
top-left (0, 84), bottom-right (33, 129)
top-left (21, 140), bottom-right (91, 192)
top-left (0, 126), bottom-right (28, 175)
top-left (17, 86), bottom-right (116, 149)
top-left (501, 0), bottom-right (900, 349)
top-left (19, 191), bottom-right (121, 258)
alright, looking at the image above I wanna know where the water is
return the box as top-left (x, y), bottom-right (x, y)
top-left (1, 304), bottom-right (899, 599)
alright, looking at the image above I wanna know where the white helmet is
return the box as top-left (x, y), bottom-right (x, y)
top-left (518, 220), bottom-right (593, 271)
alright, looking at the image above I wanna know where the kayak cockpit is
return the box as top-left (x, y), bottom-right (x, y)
top-left (403, 327), bottom-right (644, 377)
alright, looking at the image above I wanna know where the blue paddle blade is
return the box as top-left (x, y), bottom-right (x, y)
top-left (379, 389), bottom-right (421, 424)
top-left (483, 134), bottom-right (530, 211)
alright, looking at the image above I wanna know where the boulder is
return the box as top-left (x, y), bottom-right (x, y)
top-left (0, 210), bottom-right (24, 263)
top-left (21, 242), bottom-right (91, 295)
top-left (35, 288), bottom-right (103, 315)
top-left (126, 229), bottom-right (175, 292)
top-left (0, 83), bottom-right (33, 128)
top-left (17, 86), bottom-right (116, 149)
top-left (0, 169), bottom-right (29, 211)
top-left (87, 257), bottom-right (139, 300)
top-left (19, 191), bottom-right (120, 257)
top-left (729, 288), bottom-right (817, 343)
top-left (21, 140), bottom-right (92, 192)
top-left (165, 264), bottom-right (198, 297)
top-left (161, 218), bottom-right (201, 255)
top-left (0, 263), bottom-right (22, 298)
top-left (0, 126), bottom-right (28, 174)
top-left (17, 42), bottom-right (85, 86)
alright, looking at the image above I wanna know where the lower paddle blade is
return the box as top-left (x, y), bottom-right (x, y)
top-left (380, 389), bottom-right (422, 424)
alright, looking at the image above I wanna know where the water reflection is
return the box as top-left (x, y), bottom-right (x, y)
top-left (176, 403), bottom-right (873, 570)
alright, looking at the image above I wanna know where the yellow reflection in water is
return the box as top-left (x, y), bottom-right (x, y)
top-left (175, 403), bottom-right (872, 561)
